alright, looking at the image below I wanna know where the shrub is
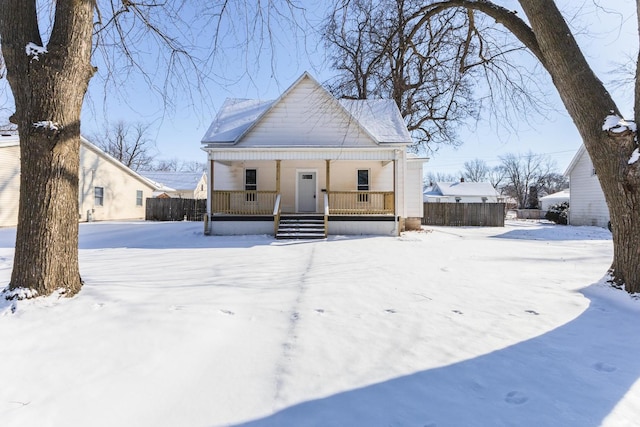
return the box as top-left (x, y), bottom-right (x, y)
top-left (545, 201), bottom-right (569, 225)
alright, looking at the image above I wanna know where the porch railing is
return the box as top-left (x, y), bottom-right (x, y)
top-left (328, 191), bottom-right (394, 215)
top-left (211, 191), bottom-right (277, 215)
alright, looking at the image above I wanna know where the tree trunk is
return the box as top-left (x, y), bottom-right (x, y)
top-left (517, 0), bottom-right (640, 293)
top-left (0, 0), bottom-right (96, 298)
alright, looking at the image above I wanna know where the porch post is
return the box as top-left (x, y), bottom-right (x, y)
top-left (209, 159), bottom-right (214, 214)
top-left (276, 160), bottom-right (281, 193)
top-left (325, 160), bottom-right (331, 192)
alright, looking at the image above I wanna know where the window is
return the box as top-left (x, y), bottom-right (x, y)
top-left (245, 169), bottom-right (257, 202)
top-left (94, 187), bottom-right (104, 206)
top-left (136, 190), bottom-right (143, 206)
top-left (357, 169), bottom-right (369, 202)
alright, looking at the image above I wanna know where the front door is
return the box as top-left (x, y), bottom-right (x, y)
top-left (297, 171), bottom-right (317, 212)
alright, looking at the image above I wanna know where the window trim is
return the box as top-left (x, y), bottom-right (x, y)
top-left (94, 186), bottom-right (104, 206)
top-left (357, 169), bottom-right (370, 203)
top-left (245, 168), bottom-right (257, 202)
top-left (136, 190), bottom-right (143, 206)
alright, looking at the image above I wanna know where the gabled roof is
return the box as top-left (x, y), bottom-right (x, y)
top-left (140, 171), bottom-right (205, 192)
top-left (565, 144), bottom-right (587, 176)
top-left (427, 181), bottom-right (499, 197)
top-left (201, 72), bottom-right (412, 146)
top-left (1, 133), bottom-right (160, 191)
top-left (540, 189), bottom-right (570, 200)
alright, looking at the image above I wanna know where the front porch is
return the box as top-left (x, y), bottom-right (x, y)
top-left (207, 156), bottom-right (400, 237)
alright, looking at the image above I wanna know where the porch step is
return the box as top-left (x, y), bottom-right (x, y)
top-left (276, 215), bottom-right (326, 240)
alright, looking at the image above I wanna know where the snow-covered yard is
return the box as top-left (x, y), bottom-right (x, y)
top-left (0, 220), bottom-right (638, 427)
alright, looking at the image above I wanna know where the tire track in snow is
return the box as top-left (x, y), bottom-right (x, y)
top-left (272, 243), bottom-right (318, 406)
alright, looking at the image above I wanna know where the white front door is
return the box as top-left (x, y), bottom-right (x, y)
top-left (297, 171), bottom-right (317, 212)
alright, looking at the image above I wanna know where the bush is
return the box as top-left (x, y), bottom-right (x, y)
top-left (545, 201), bottom-right (569, 225)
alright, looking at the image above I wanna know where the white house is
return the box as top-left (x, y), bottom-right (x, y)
top-left (0, 132), bottom-right (158, 227)
top-left (423, 180), bottom-right (501, 203)
top-left (201, 72), bottom-right (427, 238)
top-left (540, 189), bottom-right (570, 211)
top-left (565, 145), bottom-right (609, 227)
top-left (141, 171), bottom-right (207, 199)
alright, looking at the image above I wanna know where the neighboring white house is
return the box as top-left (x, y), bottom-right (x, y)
top-left (540, 189), bottom-right (570, 211)
top-left (565, 145), bottom-right (609, 228)
top-left (201, 72), bottom-right (427, 237)
top-left (141, 171), bottom-right (208, 199)
top-left (423, 180), bottom-right (501, 203)
top-left (0, 132), bottom-right (158, 227)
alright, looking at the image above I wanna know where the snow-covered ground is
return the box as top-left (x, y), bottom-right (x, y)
top-left (0, 220), bottom-right (638, 427)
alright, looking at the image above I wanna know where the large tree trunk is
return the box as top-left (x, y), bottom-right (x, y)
top-left (517, 0), bottom-right (640, 293)
top-left (423, 0), bottom-right (640, 293)
top-left (0, 0), bottom-right (96, 298)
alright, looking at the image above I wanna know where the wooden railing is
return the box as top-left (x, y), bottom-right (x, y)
top-left (328, 191), bottom-right (394, 215)
top-left (273, 194), bottom-right (282, 235)
top-left (211, 191), bottom-right (277, 215)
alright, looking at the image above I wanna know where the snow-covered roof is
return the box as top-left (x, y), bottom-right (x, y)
top-left (540, 189), bottom-right (570, 201)
top-left (0, 133), bottom-right (19, 148)
top-left (428, 181), bottom-right (499, 197)
top-left (338, 99), bottom-right (411, 143)
top-left (1, 133), bottom-right (159, 190)
top-left (201, 98), bottom-right (274, 143)
top-left (140, 171), bottom-right (205, 192)
top-left (201, 72), bottom-right (411, 145)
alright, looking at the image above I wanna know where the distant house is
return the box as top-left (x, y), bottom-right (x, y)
top-left (565, 145), bottom-right (609, 227)
top-left (540, 189), bottom-right (570, 211)
top-left (201, 72), bottom-right (427, 237)
top-left (141, 171), bottom-right (207, 199)
top-left (423, 180), bottom-right (501, 203)
top-left (0, 132), bottom-right (158, 227)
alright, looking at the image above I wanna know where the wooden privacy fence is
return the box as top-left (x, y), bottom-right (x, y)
top-left (423, 203), bottom-right (505, 227)
top-left (146, 198), bottom-right (207, 221)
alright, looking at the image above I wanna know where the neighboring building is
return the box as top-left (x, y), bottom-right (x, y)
top-left (565, 145), bottom-right (609, 227)
top-left (141, 171), bottom-right (208, 199)
top-left (0, 132), bottom-right (158, 227)
top-left (423, 180), bottom-right (501, 203)
top-left (201, 72), bottom-right (427, 237)
top-left (540, 189), bottom-right (570, 211)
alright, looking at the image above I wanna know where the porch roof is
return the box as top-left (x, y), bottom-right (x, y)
top-left (204, 147), bottom-right (402, 161)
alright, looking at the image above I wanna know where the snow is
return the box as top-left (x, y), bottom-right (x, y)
top-left (201, 98), bottom-right (274, 143)
top-left (25, 42), bottom-right (47, 61)
top-left (139, 171), bottom-right (205, 192)
top-left (629, 148), bottom-right (639, 165)
top-left (602, 114), bottom-right (637, 133)
top-left (0, 220), bottom-right (639, 427)
top-left (339, 99), bottom-right (412, 143)
top-left (32, 121), bottom-right (60, 131)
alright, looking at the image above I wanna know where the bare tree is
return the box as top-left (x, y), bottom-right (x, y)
top-left (0, 1), bottom-right (304, 299)
top-left (462, 158), bottom-right (490, 182)
top-left (412, 1), bottom-right (640, 293)
top-left (324, 0), bottom-right (479, 151)
top-left (150, 158), bottom-right (206, 172)
top-left (424, 171), bottom-right (462, 187)
top-left (92, 121), bottom-right (156, 171)
top-left (498, 151), bottom-right (556, 209)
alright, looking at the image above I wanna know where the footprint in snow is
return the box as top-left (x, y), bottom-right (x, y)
top-left (315, 308), bottom-right (325, 314)
top-left (525, 309), bottom-right (540, 315)
top-left (593, 362), bottom-right (617, 373)
top-left (452, 310), bottom-right (463, 315)
top-left (220, 309), bottom-right (235, 316)
top-left (504, 391), bottom-right (528, 405)
top-left (385, 309), bottom-right (397, 314)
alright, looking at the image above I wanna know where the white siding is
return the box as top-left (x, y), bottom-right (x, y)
top-left (79, 143), bottom-right (156, 222)
top-left (568, 148), bottom-right (609, 227)
top-left (0, 144), bottom-right (21, 227)
top-left (239, 77), bottom-right (378, 148)
top-left (406, 160), bottom-right (425, 218)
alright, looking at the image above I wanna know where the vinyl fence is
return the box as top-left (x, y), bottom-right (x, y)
top-left (422, 203), bottom-right (505, 227)
top-left (146, 198), bottom-right (207, 221)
